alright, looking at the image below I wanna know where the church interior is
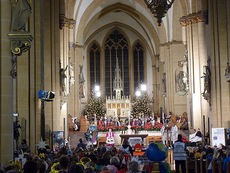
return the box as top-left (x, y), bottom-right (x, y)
top-left (0, 0), bottom-right (230, 170)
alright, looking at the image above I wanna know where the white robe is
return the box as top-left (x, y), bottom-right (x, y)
top-left (189, 133), bottom-right (202, 143)
top-left (171, 125), bottom-right (178, 143)
top-left (160, 126), bottom-right (167, 145)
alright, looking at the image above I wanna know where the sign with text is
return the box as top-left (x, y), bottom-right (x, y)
top-left (212, 128), bottom-right (226, 146)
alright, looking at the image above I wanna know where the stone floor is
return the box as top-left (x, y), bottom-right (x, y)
top-left (68, 131), bottom-right (86, 149)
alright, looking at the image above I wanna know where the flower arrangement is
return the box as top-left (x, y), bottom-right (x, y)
top-left (182, 136), bottom-right (191, 146)
top-left (131, 122), bottom-right (163, 131)
top-left (97, 122), bottom-right (163, 132)
top-left (97, 123), bottom-right (128, 132)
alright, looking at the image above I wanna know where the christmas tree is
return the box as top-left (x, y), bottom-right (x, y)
top-left (131, 94), bottom-right (152, 117)
top-left (85, 97), bottom-right (106, 120)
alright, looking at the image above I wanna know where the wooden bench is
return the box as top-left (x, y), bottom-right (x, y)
top-left (97, 137), bottom-right (106, 147)
top-left (146, 136), bottom-right (162, 145)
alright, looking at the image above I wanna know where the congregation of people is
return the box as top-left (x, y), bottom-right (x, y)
top-left (1, 112), bottom-right (230, 173)
top-left (1, 134), bottom-right (230, 173)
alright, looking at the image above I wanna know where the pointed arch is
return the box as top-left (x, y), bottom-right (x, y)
top-left (103, 29), bottom-right (130, 97)
top-left (87, 41), bottom-right (101, 94)
top-left (132, 40), bottom-right (145, 91)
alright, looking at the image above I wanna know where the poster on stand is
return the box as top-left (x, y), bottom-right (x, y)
top-left (53, 131), bottom-right (65, 149)
top-left (212, 128), bottom-right (225, 146)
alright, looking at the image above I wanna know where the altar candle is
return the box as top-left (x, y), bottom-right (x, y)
top-left (128, 111), bottom-right (130, 125)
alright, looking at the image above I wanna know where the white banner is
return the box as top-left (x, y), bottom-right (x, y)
top-left (212, 128), bottom-right (225, 147)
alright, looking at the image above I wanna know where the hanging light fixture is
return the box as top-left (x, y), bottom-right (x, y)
top-left (144, 0), bottom-right (175, 26)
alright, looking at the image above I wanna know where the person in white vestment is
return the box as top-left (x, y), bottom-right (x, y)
top-left (106, 128), bottom-right (115, 146)
top-left (171, 123), bottom-right (178, 144)
top-left (160, 123), bottom-right (168, 145)
top-left (189, 128), bottom-right (202, 143)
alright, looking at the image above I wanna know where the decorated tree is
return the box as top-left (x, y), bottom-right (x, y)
top-left (131, 94), bottom-right (152, 117)
top-left (85, 97), bottom-right (106, 120)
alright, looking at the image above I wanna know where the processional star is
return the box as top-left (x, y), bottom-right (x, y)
top-left (37, 138), bottom-right (47, 149)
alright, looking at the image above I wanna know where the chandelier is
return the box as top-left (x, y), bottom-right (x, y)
top-left (144, 0), bottom-right (175, 26)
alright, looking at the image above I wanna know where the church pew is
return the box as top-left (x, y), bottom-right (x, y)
top-left (186, 157), bottom-right (196, 173)
top-left (218, 161), bottom-right (223, 173)
top-left (195, 158), bottom-right (200, 173)
top-left (206, 158), bottom-right (211, 173)
top-left (200, 157), bottom-right (206, 173)
top-left (227, 162), bottom-right (230, 173)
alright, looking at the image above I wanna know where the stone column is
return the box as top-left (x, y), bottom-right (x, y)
top-left (0, 0), bottom-right (14, 165)
top-left (209, 0), bottom-right (230, 128)
top-left (159, 42), bottom-right (187, 115)
top-left (180, 11), bottom-right (209, 130)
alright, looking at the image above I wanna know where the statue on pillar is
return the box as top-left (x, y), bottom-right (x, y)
top-left (201, 60), bottom-right (211, 104)
top-left (79, 65), bottom-right (85, 98)
top-left (11, 0), bottom-right (32, 32)
top-left (162, 73), bottom-right (167, 96)
top-left (176, 50), bottom-right (189, 95)
top-left (60, 65), bottom-right (68, 96)
top-left (69, 57), bottom-right (75, 86)
top-left (225, 62), bottom-right (230, 82)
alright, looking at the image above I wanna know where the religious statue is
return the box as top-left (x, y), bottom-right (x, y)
top-left (176, 50), bottom-right (189, 95)
top-left (162, 73), bottom-right (167, 96)
top-left (69, 57), bottom-right (75, 86)
top-left (225, 62), bottom-right (230, 82)
top-left (79, 65), bottom-right (85, 98)
top-left (11, 0), bottom-right (32, 32)
top-left (176, 71), bottom-right (186, 93)
top-left (201, 62), bottom-right (211, 104)
top-left (60, 65), bottom-right (68, 95)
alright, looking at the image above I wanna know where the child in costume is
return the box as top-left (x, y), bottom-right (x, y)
top-left (88, 121), bottom-right (98, 147)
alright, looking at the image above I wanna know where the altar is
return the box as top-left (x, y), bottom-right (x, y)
top-left (120, 134), bottom-right (148, 143)
top-left (98, 131), bottom-right (162, 146)
top-left (105, 57), bottom-right (131, 119)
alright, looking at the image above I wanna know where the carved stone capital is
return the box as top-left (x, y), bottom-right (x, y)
top-left (59, 15), bottom-right (76, 29)
top-left (8, 32), bottom-right (33, 56)
top-left (179, 11), bottom-right (208, 26)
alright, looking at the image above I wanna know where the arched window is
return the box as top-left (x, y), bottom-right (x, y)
top-left (89, 43), bottom-right (100, 92)
top-left (133, 42), bottom-right (144, 90)
top-left (104, 30), bottom-right (129, 97)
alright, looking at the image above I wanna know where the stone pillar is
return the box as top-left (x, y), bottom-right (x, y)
top-left (180, 11), bottom-right (209, 130)
top-left (73, 46), bottom-right (84, 118)
top-left (159, 42), bottom-right (187, 115)
top-left (0, 0), bottom-right (14, 165)
top-left (209, 0), bottom-right (230, 128)
top-left (59, 15), bottom-right (76, 139)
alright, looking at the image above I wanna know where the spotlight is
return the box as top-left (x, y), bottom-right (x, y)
top-left (140, 84), bottom-right (147, 91)
top-left (94, 85), bottom-right (100, 92)
top-left (95, 91), bottom-right (101, 98)
top-left (135, 90), bottom-right (141, 97)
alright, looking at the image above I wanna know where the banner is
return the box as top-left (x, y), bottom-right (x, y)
top-left (212, 128), bottom-right (225, 146)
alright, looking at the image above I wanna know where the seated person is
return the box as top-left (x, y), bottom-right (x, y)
top-left (77, 138), bottom-right (86, 149)
top-left (189, 128), bottom-right (202, 143)
top-left (119, 139), bottom-right (133, 156)
top-left (19, 139), bottom-right (30, 153)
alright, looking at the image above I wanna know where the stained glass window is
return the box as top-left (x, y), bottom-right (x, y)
top-left (89, 43), bottom-right (100, 92)
top-left (104, 30), bottom-right (129, 97)
top-left (133, 42), bottom-right (144, 90)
